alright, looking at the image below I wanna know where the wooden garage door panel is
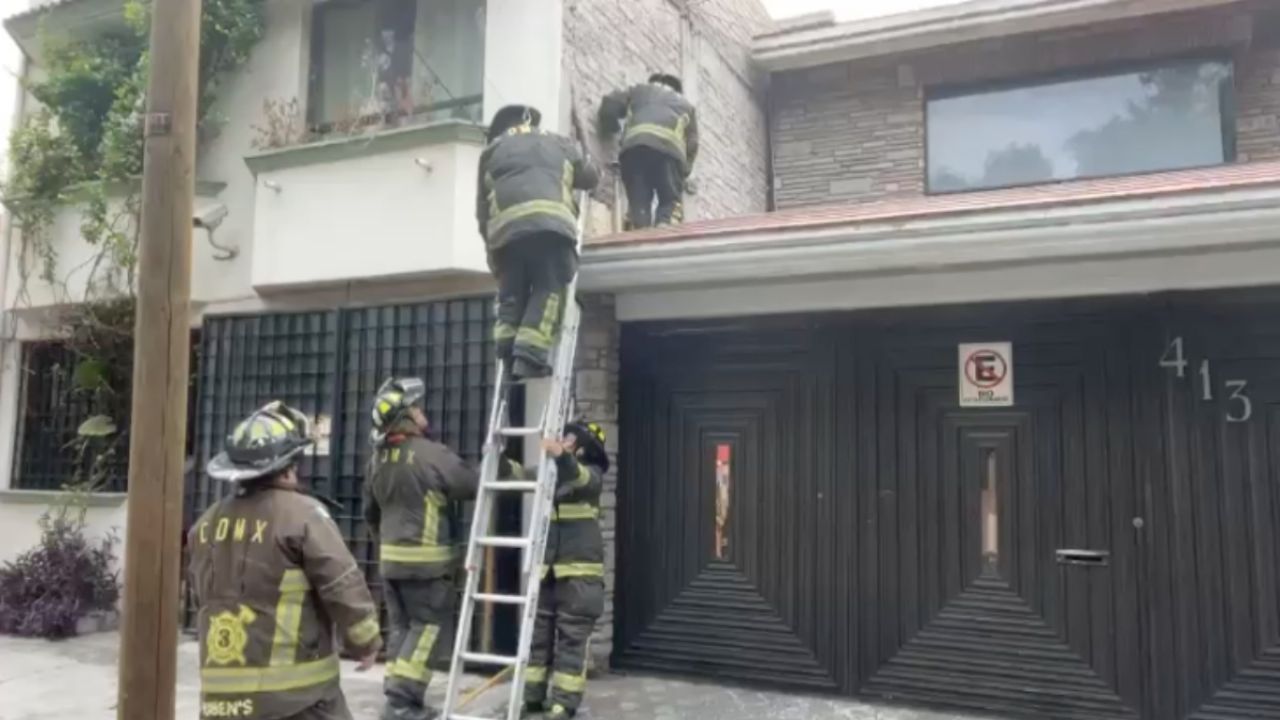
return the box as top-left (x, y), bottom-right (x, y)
top-left (1145, 305), bottom-right (1280, 720)
top-left (618, 293), bottom-right (1280, 719)
top-left (617, 327), bottom-right (845, 690)
top-left (858, 328), bottom-right (1142, 719)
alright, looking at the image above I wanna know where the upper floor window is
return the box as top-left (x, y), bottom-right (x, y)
top-left (927, 59), bottom-right (1235, 193)
top-left (308, 0), bottom-right (486, 131)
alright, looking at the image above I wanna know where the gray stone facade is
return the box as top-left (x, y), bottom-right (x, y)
top-left (562, 0), bottom-right (771, 673)
top-left (771, 3), bottom-right (1280, 209)
top-left (564, 0), bottom-right (772, 225)
top-left (572, 293), bottom-right (620, 673)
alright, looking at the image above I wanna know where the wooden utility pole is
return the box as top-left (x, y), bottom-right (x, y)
top-left (116, 0), bottom-right (201, 713)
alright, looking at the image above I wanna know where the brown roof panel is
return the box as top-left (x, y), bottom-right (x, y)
top-left (590, 161), bottom-right (1280, 248)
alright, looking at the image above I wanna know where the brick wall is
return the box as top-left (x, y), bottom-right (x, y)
top-left (572, 293), bottom-right (619, 673)
top-left (562, 0), bottom-right (770, 672)
top-left (771, 3), bottom-right (1280, 209)
top-left (564, 0), bottom-right (772, 225)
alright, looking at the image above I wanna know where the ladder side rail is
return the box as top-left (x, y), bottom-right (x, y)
top-left (445, 186), bottom-right (591, 720)
top-left (443, 376), bottom-right (513, 713)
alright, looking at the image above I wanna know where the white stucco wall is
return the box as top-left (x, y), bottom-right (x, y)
top-left (0, 493), bottom-right (127, 571)
top-left (2, 0), bottom-right (566, 317)
top-left (483, 0), bottom-right (565, 133)
top-left (0, 0), bottom-right (567, 500)
top-left (190, 0), bottom-right (312, 307)
top-left (247, 133), bottom-right (488, 290)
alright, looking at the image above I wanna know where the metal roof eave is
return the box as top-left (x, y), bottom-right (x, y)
top-left (752, 0), bottom-right (1253, 72)
top-left (578, 185), bottom-right (1280, 293)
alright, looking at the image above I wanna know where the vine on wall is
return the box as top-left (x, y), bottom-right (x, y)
top-left (1, 0), bottom-right (264, 486)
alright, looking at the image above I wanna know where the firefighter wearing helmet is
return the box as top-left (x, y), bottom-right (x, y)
top-left (189, 401), bottom-right (382, 720)
top-left (597, 72), bottom-right (698, 229)
top-left (477, 103), bottom-right (600, 380)
top-left (361, 378), bottom-right (481, 720)
top-left (501, 421), bottom-right (609, 719)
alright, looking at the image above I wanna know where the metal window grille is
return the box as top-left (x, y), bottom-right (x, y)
top-left (13, 342), bottom-right (130, 492)
top-left (189, 299), bottom-right (502, 637)
top-left (334, 299), bottom-right (498, 575)
top-left (192, 311), bottom-right (340, 518)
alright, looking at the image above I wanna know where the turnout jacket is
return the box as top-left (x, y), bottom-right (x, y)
top-left (598, 82), bottom-right (699, 173)
top-left (188, 485), bottom-right (382, 720)
top-left (363, 433), bottom-right (480, 579)
top-left (503, 452), bottom-right (605, 579)
top-left (476, 127), bottom-right (600, 252)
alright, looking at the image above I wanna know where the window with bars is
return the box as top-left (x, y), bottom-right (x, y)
top-left (15, 336), bottom-right (199, 494)
top-left (13, 342), bottom-right (131, 492)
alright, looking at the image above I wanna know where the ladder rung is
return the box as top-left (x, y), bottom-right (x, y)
top-left (461, 651), bottom-right (518, 667)
top-left (481, 480), bottom-right (538, 493)
top-left (472, 592), bottom-right (527, 605)
top-left (476, 536), bottom-right (531, 549)
top-left (499, 426), bottom-right (543, 437)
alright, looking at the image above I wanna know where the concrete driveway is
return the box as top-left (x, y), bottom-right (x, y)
top-left (0, 632), bottom-right (992, 720)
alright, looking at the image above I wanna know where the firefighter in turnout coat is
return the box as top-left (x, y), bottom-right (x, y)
top-left (477, 104), bottom-right (600, 380)
top-left (501, 421), bottom-right (609, 719)
top-left (190, 402), bottom-right (382, 720)
top-left (597, 73), bottom-right (698, 229)
top-left (362, 378), bottom-right (481, 720)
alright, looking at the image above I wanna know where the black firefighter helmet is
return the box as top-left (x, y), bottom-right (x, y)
top-left (370, 377), bottom-right (427, 446)
top-left (487, 104), bottom-right (543, 143)
top-left (564, 420), bottom-right (609, 473)
top-left (649, 72), bottom-right (683, 94)
top-left (206, 401), bottom-right (314, 483)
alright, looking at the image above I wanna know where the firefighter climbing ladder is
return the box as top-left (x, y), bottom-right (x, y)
top-left (441, 189), bottom-right (589, 720)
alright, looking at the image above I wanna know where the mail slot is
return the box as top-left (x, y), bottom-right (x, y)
top-left (1056, 549), bottom-right (1111, 566)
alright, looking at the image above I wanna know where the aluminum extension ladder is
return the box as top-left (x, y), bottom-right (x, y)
top-left (441, 190), bottom-right (589, 720)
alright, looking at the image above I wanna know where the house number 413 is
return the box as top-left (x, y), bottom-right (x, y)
top-left (1159, 336), bottom-right (1253, 423)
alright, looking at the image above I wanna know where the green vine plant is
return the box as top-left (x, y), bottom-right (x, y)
top-left (1, 0), bottom-right (265, 484)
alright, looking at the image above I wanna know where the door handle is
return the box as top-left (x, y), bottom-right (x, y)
top-left (1056, 548), bottom-right (1111, 566)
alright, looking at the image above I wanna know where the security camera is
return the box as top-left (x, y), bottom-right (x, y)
top-left (192, 202), bottom-right (237, 260)
top-left (192, 203), bottom-right (229, 230)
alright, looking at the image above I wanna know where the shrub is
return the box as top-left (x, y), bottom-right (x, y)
top-left (0, 511), bottom-right (119, 639)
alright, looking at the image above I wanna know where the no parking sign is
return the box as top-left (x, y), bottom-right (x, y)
top-left (959, 342), bottom-right (1013, 407)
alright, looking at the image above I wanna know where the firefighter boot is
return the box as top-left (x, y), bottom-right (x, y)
top-left (545, 704), bottom-right (574, 719)
top-left (512, 356), bottom-right (552, 380)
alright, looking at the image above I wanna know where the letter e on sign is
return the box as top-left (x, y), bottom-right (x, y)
top-left (959, 342), bottom-right (1014, 408)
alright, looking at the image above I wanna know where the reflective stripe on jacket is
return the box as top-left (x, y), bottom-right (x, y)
top-left (188, 486), bottom-right (381, 720)
top-left (598, 82), bottom-right (699, 173)
top-left (476, 127), bottom-right (600, 252)
top-left (363, 433), bottom-right (481, 580)
top-left (503, 454), bottom-right (605, 580)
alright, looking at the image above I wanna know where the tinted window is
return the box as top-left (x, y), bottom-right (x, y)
top-left (927, 60), bottom-right (1234, 193)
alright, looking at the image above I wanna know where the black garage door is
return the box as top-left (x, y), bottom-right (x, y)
top-left (616, 290), bottom-right (1280, 720)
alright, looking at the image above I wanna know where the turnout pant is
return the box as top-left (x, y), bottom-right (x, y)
top-left (524, 576), bottom-right (605, 713)
top-left (383, 577), bottom-right (455, 719)
top-left (620, 146), bottom-right (685, 229)
top-left (492, 233), bottom-right (578, 368)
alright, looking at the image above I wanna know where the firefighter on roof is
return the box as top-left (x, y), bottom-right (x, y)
top-left (477, 103), bottom-right (600, 380)
top-left (189, 401), bottom-right (382, 720)
top-left (501, 421), bottom-right (609, 719)
top-left (597, 72), bottom-right (699, 229)
top-left (362, 377), bottom-right (481, 720)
